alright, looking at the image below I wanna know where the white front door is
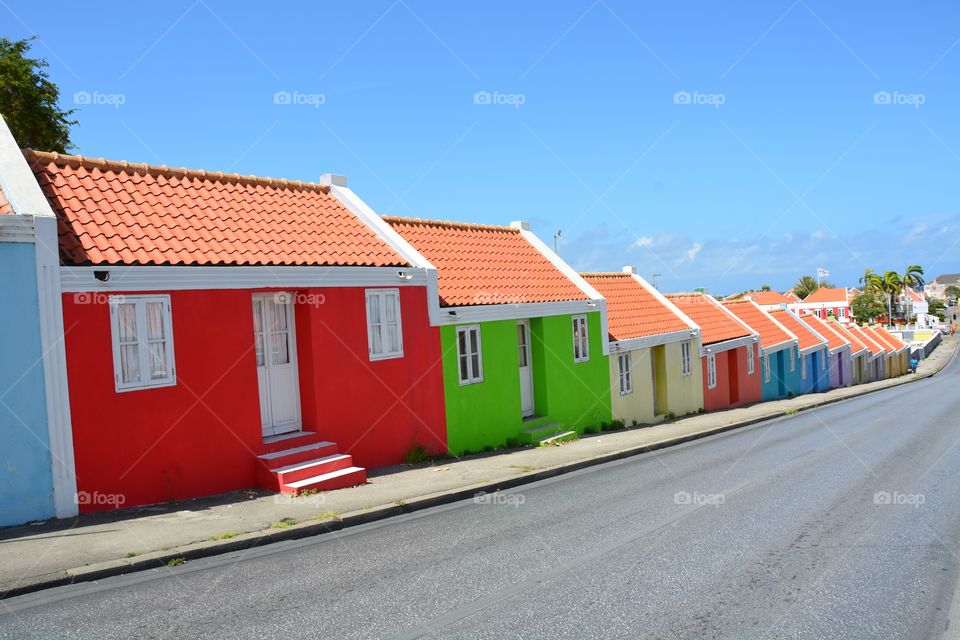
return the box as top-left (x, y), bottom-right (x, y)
top-left (517, 320), bottom-right (535, 417)
top-left (253, 293), bottom-right (302, 437)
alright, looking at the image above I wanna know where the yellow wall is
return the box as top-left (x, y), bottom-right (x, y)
top-left (610, 338), bottom-right (704, 425)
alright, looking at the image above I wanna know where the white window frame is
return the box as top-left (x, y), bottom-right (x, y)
top-left (617, 353), bottom-right (633, 395)
top-left (572, 315), bottom-right (590, 363)
top-left (763, 353), bottom-right (772, 383)
top-left (109, 294), bottom-right (176, 392)
top-left (365, 288), bottom-right (404, 361)
top-left (838, 307), bottom-right (847, 319)
top-left (706, 353), bottom-right (717, 389)
top-left (746, 344), bottom-right (755, 375)
top-left (789, 347), bottom-right (796, 372)
top-left (801, 353), bottom-right (807, 380)
top-left (456, 325), bottom-right (483, 385)
top-left (680, 341), bottom-right (692, 377)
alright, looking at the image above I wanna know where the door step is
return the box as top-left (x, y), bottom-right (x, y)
top-left (519, 422), bottom-right (567, 445)
top-left (535, 430), bottom-right (578, 446)
top-left (284, 467), bottom-right (367, 494)
top-left (256, 440), bottom-right (366, 494)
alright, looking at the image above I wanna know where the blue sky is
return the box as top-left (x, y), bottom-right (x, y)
top-left (5, 1), bottom-right (960, 294)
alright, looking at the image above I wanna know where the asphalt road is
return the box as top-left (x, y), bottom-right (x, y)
top-left (3, 354), bottom-right (960, 640)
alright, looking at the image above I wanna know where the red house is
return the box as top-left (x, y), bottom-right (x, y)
top-left (665, 293), bottom-right (761, 411)
top-left (797, 287), bottom-right (853, 323)
top-left (26, 151), bottom-right (447, 511)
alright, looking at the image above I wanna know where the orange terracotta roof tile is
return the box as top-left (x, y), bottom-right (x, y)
top-left (666, 293), bottom-right (751, 345)
top-left (827, 321), bottom-right (868, 355)
top-left (384, 216), bottom-right (587, 307)
top-left (847, 324), bottom-right (885, 356)
top-left (742, 290), bottom-right (791, 306)
top-left (723, 300), bottom-right (794, 350)
top-left (871, 326), bottom-right (907, 351)
top-left (0, 183), bottom-right (12, 214)
top-left (802, 287), bottom-right (850, 304)
top-left (784, 291), bottom-right (801, 302)
top-left (857, 326), bottom-right (890, 355)
top-left (801, 313), bottom-right (850, 351)
top-left (25, 150), bottom-right (407, 267)
top-left (768, 308), bottom-right (826, 352)
top-left (582, 273), bottom-right (689, 341)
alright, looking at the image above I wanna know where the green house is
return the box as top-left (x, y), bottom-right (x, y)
top-left (383, 217), bottom-right (612, 453)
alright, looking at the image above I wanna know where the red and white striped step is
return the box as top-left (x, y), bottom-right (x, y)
top-left (256, 432), bottom-right (367, 494)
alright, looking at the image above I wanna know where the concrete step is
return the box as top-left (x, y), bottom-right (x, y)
top-left (519, 422), bottom-right (566, 444)
top-left (273, 454), bottom-right (354, 486)
top-left (259, 431), bottom-right (330, 455)
top-left (536, 430), bottom-right (578, 446)
top-left (257, 441), bottom-right (338, 468)
top-left (282, 466), bottom-right (367, 494)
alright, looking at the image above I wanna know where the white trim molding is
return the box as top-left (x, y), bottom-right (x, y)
top-left (34, 216), bottom-right (79, 518)
top-left (0, 116), bottom-right (54, 217)
top-left (700, 334), bottom-right (757, 357)
top-left (60, 265), bottom-right (431, 292)
top-left (608, 328), bottom-right (697, 354)
top-left (437, 298), bottom-right (602, 325)
top-left (0, 214), bottom-right (35, 243)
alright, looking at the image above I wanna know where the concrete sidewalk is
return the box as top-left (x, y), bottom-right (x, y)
top-left (2, 335), bottom-right (955, 598)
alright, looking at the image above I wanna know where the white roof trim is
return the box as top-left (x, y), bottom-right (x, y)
top-left (609, 328), bottom-right (697, 353)
top-left (436, 298), bottom-right (602, 325)
top-left (0, 214), bottom-right (36, 243)
top-left (0, 116), bottom-right (54, 218)
top-left (700, 334), bottom-right (756, 356)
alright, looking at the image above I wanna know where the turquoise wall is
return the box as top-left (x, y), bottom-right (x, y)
top-left (441, 311), bottom-right (611, 454)
top-left (0, 242), bottom-right (55, 526)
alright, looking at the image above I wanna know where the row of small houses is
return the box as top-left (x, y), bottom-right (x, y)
top-left (0, 117), bottom-right (913, 527)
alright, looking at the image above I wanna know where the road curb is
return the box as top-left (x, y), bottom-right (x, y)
top-left (2, 337), bottom-right (955, 600)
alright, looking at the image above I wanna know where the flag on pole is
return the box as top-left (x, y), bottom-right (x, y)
top-left (816, 267), bottom-right (830, 278)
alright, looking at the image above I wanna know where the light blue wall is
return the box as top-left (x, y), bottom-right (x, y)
top-left (761, 347), bottom-right (804, 401)
top-left (0, 242), bottom-right (55, 526)
top-left (810, 349), bottom-right (832, 392)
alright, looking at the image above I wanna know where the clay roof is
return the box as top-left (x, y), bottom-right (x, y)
top-left (666, 293), bottom-right (752, 346)
top-left (847, 324), bottom-right (886, 356)
top-left (871, 326), bottom-right (908, 351)
top-left (384, 216), bottom-right (588, 307)
top-left (801, 313), bottom-right (851, 351)
top-left (743, 290), bottom-right (791, 306)
top-left (723, 300), bottom-right (794, 351)
top-left (803, 287), bottom-right (850, 304)
top-left (827, 321), bottom-right (868, 356)
top-left (582, 273), bottom-right (689, 341)
top-left (24, 150), bottom-right (407, 267)
top-left (767, 309), bottom-right (826, 352)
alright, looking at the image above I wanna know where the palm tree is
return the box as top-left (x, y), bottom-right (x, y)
top-left (793, 275), bottom-right (819, 299)
top-left (859, 268), bottom-right (876, 288)
top-left (898, 265), bottom-right (924, 326)
top-left (874, 271), bottom-right (902, 327)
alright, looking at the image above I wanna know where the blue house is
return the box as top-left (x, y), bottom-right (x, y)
top-left (0, 116), bottom-right (77, 526)
top-left (723, 300), bottom-right (800, 401)
top-left (768, 308), bottom-right (830, 395)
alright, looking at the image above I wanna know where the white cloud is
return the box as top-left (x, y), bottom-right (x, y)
top-left (632, 236), bottom-right (653, 248)
top-left (685, 243), bottom-right (702, 262)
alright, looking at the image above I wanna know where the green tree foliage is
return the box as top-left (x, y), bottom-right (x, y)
top-left (851, 290), bottom-right (885, 324)
top-left (0, 37), bottom-right (75, 152)
top-left (944, 286), bottom-right (960, 300)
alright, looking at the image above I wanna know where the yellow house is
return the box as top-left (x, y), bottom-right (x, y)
top-left (871, 326), bottom-right (910, 376)
top-left (582, 268), bottom-right (703, 425)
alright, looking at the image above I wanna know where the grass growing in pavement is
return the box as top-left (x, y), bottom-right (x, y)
top-left (314, 511), bottom-right (341, 521)
top-left (166, 558), bottom-right (185, 567)
top-left (208, 532), bottom-right (238, 541)
top-left (785, 408), bottom-right (799, 415)
top-left (269, 518), bottom-right (298, 529)
top-left (124, 551), bottom-right (139, 558)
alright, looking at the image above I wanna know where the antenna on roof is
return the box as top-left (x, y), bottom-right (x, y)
top-left (553, 230), bottom-right (562, 255)
top-left (651, 273), bottom-right (662, 290)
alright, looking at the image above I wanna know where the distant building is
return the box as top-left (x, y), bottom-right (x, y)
top-left (925, 274), bottom-right (960, 301)
top-left (795, 287), bottom-right (853, 323)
